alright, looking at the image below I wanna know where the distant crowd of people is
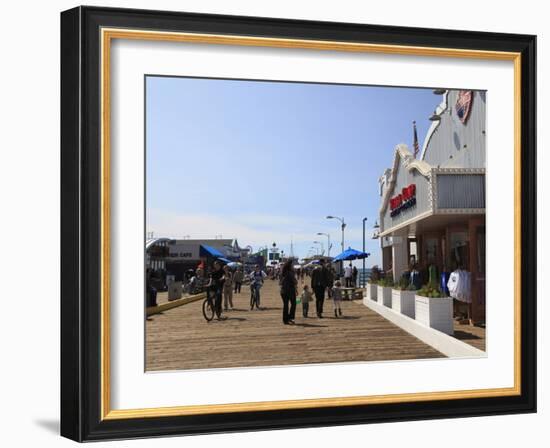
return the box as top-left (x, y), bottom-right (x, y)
top-left (147, 259), bottom-right (362, 325)
top-left (186, 261), bottom-right (268, 320)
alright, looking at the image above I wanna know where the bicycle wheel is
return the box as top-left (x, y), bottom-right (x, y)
top-left (202, 297), bottom-right (215, 321)
top-left (250, 287), bottom-right (256, 310)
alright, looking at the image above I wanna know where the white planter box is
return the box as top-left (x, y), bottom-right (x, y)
top-left (366, 282), bottom-right (378, 301)
top-left (392, 289), bottom-right (416, 318)
top-left (377, 285), bottom-right (392, 307)
top-left (414, 295), bottom-right (454, 335)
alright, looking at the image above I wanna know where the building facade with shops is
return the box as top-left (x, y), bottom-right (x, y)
top-left (146, 238), bottom-right (245, 283)
top-left (377, 89), bottom-right (486, 323)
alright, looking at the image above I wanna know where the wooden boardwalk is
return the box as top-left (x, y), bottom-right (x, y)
top-left (453, 321), bottom-right (486, 351)
top-left (146, 278), bottom-right (444, 371)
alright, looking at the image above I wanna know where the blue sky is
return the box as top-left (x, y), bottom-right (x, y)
top-left (146, 76), bottom-right (440, 266)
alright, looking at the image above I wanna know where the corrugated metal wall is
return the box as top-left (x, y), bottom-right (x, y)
top-left (436, 174), bottom-right (485, 209)
top-left (422, 90), bottom-right (486, 169)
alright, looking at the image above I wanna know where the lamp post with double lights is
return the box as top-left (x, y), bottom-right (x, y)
top-left (326, 215), bottom-right (345, 253)
top-left (313, 240), bottom-right (324, 256)
top-left (316, 232), bottom-right (331, 257)
top-left (326, 215), bottom-right (345, 273)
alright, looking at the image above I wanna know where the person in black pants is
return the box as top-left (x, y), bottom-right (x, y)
top-left (233, 268), bottom-right (243, 293)
top-left (145, 268), bottom-right (157, 307)
top-left (279, 259), bottom-right (297, 324)
top-left (208, 260), bottom-right (226, 320)
top-left (311, 259), bottom-right (329, 318)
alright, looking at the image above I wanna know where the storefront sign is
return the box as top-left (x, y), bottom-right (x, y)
top-left (390, 184), bottom-right (416, 218)
top-left (167, 244), bottom-right (200, 260)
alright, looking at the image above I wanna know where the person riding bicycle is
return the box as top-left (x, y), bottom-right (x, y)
top-left (207, 260), bottom-right (226, 320)
top-left (249, 264), bottom-right (266, 309)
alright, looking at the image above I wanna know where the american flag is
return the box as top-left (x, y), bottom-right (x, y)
top-left (413, 121), bottom-right (419, 158)
top-left (456, 90), bottom-right (473, 124)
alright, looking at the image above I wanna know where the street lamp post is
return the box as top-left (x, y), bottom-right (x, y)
top-left (316, 232), bottom-right (331, 257)
top-left (362, 217), bottom-right (368, 288)
top-left (326, 216), bottom-right (345, 252)
top-left (327, 215), bottom-right (346, 275)
top-left (313, 240), bottom-right (324, 256)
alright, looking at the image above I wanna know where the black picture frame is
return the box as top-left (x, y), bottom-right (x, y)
top-left (61, 5), bottom-right (536, 442)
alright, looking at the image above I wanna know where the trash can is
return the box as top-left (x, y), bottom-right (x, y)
top-left (168, 281), bottom-right (183, 301)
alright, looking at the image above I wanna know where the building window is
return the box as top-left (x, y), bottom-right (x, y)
top-left (449, 231), bottom-right (469, 269)
top-left (425, 237), bottom-right (438, 264)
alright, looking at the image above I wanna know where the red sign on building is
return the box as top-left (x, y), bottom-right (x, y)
top-left (390, 184), bottom-right (416, 217)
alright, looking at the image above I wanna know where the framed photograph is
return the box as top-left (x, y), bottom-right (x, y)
top-left (60, 6), bottom-right (536, 441)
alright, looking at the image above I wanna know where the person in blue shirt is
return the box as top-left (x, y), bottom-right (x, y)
top-left (249, 264), bottom-right (267, 309)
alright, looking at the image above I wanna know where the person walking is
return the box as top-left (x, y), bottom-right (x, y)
top-left (279, 259), bottom-right (298, 324)
top-left (326, 263), bottom-right (335, 299)
top-left (344, 262), bottom-right (353, 287)
top-left (300, 284), bottom-right (313, 318)
top-left (249, 264), bottom-right (267, 309)
top-left (146, 268), bottom-right (157, 307)
top-left (332, 280), bottom-right (344, 317)
top-left (233, 268), bottom-right (243, 294)
top-left (208, 260), bottom-right (225, 320)
top-left (223, 265), bottom-right (234, 311)
top-left (311, 259), bottom-right (329, 318)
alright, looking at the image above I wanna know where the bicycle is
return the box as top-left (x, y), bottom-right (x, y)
top-left (202, 289), bottom-right (216, 321)
top-left (250, 282), bottom-right (262, 310)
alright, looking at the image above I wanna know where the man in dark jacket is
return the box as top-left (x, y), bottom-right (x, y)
top-left (311, 259), bottom-right (329, 318)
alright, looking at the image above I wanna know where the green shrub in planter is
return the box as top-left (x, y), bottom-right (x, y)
top-left (378, 276), bottom-right (394, 288)
top-left (416, 284), bottom-right (446, 298)
top-left (394, 276), bottom-right (412, 291)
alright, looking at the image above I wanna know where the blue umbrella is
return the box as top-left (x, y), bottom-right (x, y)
top-left (227, 261), bottom-right (242, 268)
top-left (331, 247), bottom-right (370, 262)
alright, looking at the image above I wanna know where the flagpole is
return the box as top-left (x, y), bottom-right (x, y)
top-left (413, 120), bottom-right (419, 158)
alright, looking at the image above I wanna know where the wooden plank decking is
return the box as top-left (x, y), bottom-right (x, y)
top-left (146, 278), bottom-right (444, 371)
top-left (453, 321), bottom-right (486, 351)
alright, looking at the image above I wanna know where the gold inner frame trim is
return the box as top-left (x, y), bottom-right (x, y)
top-left (100, 27), bottom-right (522, 421)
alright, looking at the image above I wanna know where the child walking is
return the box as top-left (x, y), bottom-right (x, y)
top-left (300, 284), bottom-right (313, 318)
top-left (332, 280), bottom-right (343, 318)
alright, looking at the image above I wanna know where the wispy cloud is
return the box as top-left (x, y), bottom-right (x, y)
top-left (147, 209), bottom-right (368, 250)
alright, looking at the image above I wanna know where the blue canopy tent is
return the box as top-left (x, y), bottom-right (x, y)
top-left (331, 247), bottom-right (370, 262)
top-left (200, 245), bottom-right (230, 264)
